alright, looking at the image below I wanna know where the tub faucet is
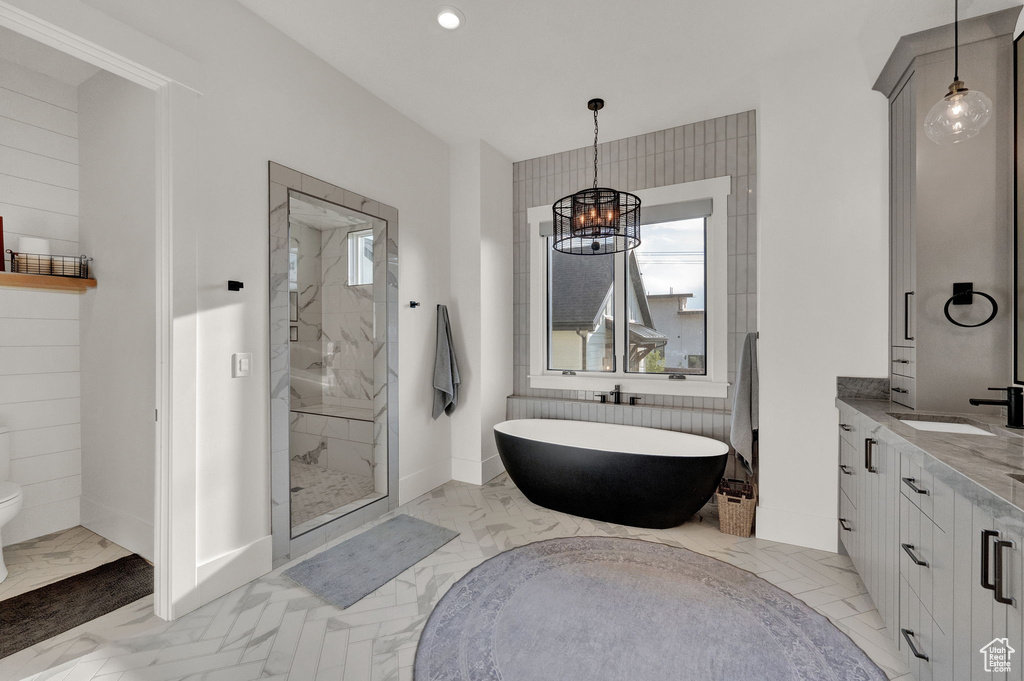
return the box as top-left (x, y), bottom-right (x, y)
top-left (609, 385), bottom-right (623, 405)
top-left (969, 387), bottom-right (1024, 429)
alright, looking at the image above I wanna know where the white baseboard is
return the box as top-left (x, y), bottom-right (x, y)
top-left (2, 497), bottom-right (79, 546)
top-left (450, 457), bottom-right (480, 485)
top-left (755, 504), bottom-right (838, 552)
top-left (196, 535), bottom-right (272, 607)
top-left (399, 459), bottom-right (451, 503)
top-left (450, 453), bottom-right (505, 486)
top-left (481, 453), bottom-right (505, 483)
top-left (81, 496), bottom-right (153, 560)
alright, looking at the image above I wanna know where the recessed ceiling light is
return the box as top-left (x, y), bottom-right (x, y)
top-left (437, 6), bottom-right (465, 30)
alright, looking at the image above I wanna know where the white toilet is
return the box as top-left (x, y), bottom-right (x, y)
top-left (0, 427), bottom-right (24, 583)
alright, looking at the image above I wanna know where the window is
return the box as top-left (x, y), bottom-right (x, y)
top-left (528, 177), bottom-right (731, 397)
top-left (627, 218), bottom-right (706, 375)
top-left (347, 228), bottom-right (373, 286)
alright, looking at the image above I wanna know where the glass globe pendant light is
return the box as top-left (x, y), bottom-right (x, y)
top-left (924, 0), bottom-right (993, 145)
top-left (552, 99), bottom-right (641, 255)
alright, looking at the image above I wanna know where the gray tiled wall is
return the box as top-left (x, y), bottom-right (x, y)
top-left (510, 111), bottom-right (758, 460)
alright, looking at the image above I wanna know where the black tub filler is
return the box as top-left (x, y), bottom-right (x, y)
top-left (494, 419), bottom-right (729, 529)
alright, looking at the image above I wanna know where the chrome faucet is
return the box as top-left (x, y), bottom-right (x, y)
top-left (969, 387), bottom-right (1024, 430)
top-left (609, 384), bottom-right (623, 405)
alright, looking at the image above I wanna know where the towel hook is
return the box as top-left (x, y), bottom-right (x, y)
top-left (409, 301), bottom-right (420, 308)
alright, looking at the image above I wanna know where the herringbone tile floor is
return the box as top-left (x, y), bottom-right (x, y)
top-left (0, 475), bottom-right (910, 681)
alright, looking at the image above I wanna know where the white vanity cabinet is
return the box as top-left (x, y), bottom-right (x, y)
top-left (838, 409), bottom-right (900, 642)
top-left (838, 401), bottom-right (1024, 680)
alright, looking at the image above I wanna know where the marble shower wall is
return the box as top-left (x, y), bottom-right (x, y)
top-left (269, 162), bottom-right (399, 565)
top-left (321, 226), bottom-right (374, 409)
top-left (289, 221), bottom-right (324, 408)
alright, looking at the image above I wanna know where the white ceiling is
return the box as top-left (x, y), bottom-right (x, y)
top-left (237, 0), bottom-right (1018, 161)
top-left (0, 26), bottom-right (101, 86)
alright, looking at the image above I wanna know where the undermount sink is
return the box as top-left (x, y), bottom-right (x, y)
top-left (887, 413), bottom-right (997, 437)
top-left (898, 420), bottom-right (995, 436)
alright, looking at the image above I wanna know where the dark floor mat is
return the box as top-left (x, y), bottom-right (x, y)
top-left (0, 553), bottom-right (153, 659)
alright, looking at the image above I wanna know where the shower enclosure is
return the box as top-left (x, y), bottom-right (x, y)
top-left (269, 163), bottom-right (398, 561)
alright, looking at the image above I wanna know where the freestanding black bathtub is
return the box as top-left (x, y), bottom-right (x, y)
top-left (494, 419), bottom-right (729, 529)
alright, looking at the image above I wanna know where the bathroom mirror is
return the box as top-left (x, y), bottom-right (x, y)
top-left (269, 163), bottom-right (398, 557)
top-left (1016, 35), bottom-right (1024, 384)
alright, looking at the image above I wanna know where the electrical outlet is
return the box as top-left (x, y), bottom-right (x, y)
top-left (232, 352), bottom-right (252, 378)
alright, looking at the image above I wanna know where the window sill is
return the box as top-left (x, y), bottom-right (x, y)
top-left (528, 373), bottom-right (729, 398)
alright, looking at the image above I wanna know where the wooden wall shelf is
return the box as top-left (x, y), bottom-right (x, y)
top-left (0, 271), bottom-right (97, 293)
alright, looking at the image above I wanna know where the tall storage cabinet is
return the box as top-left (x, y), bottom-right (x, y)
top-left (889, 75), bottom-right (916, 409)
top-left (876, 11), bottom-right (1015, 413)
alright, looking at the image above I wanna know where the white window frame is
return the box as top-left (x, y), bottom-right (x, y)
top-left (347, 228), bottom-right (373, 286)
top-left (528, 176), bottom-right (731, 398)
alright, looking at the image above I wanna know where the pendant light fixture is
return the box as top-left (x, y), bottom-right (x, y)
top-left (552, 99), bottom-right (641, 255)
top-left (924, 0), bottom-right (993, 145)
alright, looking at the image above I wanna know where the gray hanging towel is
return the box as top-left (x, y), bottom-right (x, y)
top-left (432, 304), bottom-right (461, 419)
top-left (730, 332), bottom-right (759, 476)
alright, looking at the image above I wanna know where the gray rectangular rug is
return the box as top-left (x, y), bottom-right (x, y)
top-left (284, 514), bottom-right (459, 609)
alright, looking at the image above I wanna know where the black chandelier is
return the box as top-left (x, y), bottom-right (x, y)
top-left (552, 99), bottom-right (641, 255)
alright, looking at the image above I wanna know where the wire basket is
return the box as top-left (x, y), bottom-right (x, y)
top-left (6, 250), bottom-right (91, 278)
top-left (716, 478), bottom-right (757, 537)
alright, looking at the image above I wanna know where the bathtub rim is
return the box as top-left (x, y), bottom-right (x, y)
top-left (494, 419), bottom-right (729, 458)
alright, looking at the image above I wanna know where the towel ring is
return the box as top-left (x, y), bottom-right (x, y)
top-left (943, 289), bottom-right (997, 328)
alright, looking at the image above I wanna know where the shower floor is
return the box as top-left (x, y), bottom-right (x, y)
top-left (289, 461), bottom-right (383, 533)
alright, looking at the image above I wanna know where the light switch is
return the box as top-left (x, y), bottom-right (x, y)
top-left (232, 352), bottom-right (252, 378)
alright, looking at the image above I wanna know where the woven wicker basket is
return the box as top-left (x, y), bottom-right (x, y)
top-left (716, 479), bottom-right (757, 538)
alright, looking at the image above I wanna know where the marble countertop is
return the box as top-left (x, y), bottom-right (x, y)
top-left (837, 396), bottom-right (1024, 518)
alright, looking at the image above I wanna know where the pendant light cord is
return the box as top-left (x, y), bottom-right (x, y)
top-left (593, 108), bottom-right (599, 189)
top-left (954, 0), bottom-right (959, 81)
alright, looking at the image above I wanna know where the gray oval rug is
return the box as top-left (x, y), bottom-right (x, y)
top-left (414, 536), bottom-right (886, 681)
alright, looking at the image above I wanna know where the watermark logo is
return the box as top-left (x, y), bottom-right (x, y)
top-left (981, 638), bottom-right (1015, 673)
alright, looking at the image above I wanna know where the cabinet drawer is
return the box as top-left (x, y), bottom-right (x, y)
top-left (891, 374), bottom-right (916, 408)
top-left (838, 408), bottom-right (860, 446)
top-left (899, 574), bottom-right (953, 681)
top-left (900, 492), bottom-right (954, 634)
top-left (891, 346), bottom-right (916, 378)
top-left (899, 448), bottom-right (953, 532)
top-left (839, 487), bottom-right (856, 557)
top-left (839, 438), bottom-right (858, 508)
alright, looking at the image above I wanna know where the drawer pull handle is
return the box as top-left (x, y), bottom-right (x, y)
top-left (901, 477), bottom-right (929, 495)
top-left (839, 423), bottom-right (852, 432)
top-left (891, 387), bottom-right (909, 394)
top-left (995, 539), bottom-right (1017, 607)
top-left (982, 530), bottom-right (999, 591)
top-left (839, 518), bottom-right (852, 532)
top-left (901, 629), bottom-right (928, 661)
top-left (894, 359), bottom-right (910, 364)
top-left (839, 464), bottom-right (852, 476)
top-left (864, 438), bottom-right (877, 473)
top-left (901, 543), bottom-right (929, 567)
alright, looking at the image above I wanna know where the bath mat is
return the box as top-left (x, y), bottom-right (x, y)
top-left (414, 536), bottom-right (887, 681)
top-left (284, 514), bottom-right (458, 609)
top-left (0, 554), bottom-right (153, 659)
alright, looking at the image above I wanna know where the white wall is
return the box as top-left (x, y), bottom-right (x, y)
top-left (449, 140), bottom-right (512, 485)
top-left (0, 58), bottom-right (83, 545)
top-left (78, 69), bottom-right (156, 560)
top-left (756, 41), bottom-right (890, 552)
top-left (75, 0), bottom-right (453, 586)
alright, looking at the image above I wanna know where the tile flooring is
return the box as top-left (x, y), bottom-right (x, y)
top-left (289, 461), bottom-right (380, 531)
top-left (1, 475), bottom-right (910, 681)
top-left (0, 526), bottom-right (131, 602)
